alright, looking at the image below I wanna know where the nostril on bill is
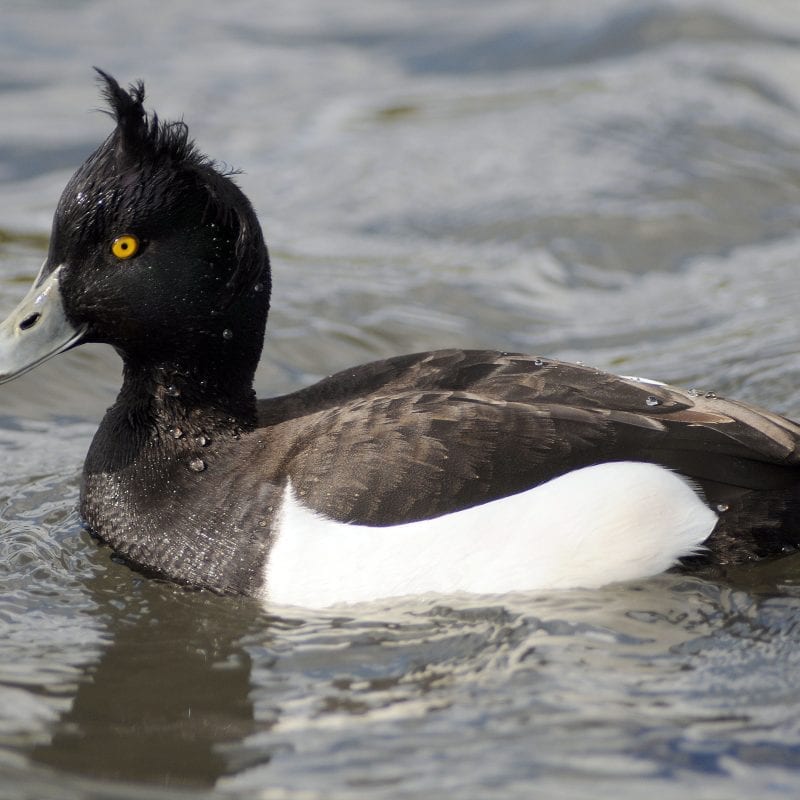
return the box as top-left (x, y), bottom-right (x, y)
top-left (19, 312), bottom-right (41, 331)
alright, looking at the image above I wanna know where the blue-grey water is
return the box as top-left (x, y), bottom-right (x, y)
top-left (3, 1), bottom-right (800, 798)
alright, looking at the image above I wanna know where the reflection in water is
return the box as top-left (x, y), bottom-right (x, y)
top-left (31, 568), bottom-right (269, 788)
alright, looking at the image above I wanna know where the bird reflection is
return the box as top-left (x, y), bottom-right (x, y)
top-left (31, 559), bottom-right (271, 788)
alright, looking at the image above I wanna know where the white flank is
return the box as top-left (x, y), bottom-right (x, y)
top-left (262, 461), bottom-right (717, 608)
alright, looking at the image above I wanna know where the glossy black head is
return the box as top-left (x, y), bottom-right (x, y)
top-left (49, 70), bottom-right (271, 381)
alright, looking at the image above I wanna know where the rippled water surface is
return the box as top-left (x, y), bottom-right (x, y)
top-left (3, 1), bottom-right (800, 797)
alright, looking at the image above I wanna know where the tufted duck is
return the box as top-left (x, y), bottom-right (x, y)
top-left (0, 71), bottom-right (798, 606)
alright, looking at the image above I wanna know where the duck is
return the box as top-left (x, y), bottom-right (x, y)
top-left (1, 70), bottom-right (799, 608)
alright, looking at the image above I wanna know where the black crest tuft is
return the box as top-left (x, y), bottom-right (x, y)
top-left (94, 67), bottom-right (146, 148)
top-left (93, 67), bottom-right (197, 168)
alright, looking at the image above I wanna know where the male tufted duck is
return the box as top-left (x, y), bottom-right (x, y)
top-left (0, 71), bottom-right (799, 607)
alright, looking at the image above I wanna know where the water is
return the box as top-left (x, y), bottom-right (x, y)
top-left (2, 0), bottom-right (800, 797)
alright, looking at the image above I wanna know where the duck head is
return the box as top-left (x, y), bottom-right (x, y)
top-left (0, 70), bottom-right (271, 393)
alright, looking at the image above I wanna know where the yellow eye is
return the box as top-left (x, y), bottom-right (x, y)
top-left (111, 234), bottom-right (140, 260)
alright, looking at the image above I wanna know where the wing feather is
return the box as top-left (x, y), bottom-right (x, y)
top-left (256, 350), bottom-right (800, 524)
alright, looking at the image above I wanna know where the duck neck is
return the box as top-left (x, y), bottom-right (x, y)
top-left (116, 357), bottom-right (259, 439)
top-left (108, 283), bottom-right (269, 437)
top-left (81, 355), bottom-right (268, 596)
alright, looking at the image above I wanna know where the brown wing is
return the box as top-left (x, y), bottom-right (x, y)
top-left (256, 350), bottom-right (800, 524)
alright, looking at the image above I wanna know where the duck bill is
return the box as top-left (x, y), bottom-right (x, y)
top-left (0, 264), bottom-right (86, 384)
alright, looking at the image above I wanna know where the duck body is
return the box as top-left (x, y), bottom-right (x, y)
top-left (2, 72), bottom-right (800, 606)
top-left (81, 345), bottom-right (800, 602)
